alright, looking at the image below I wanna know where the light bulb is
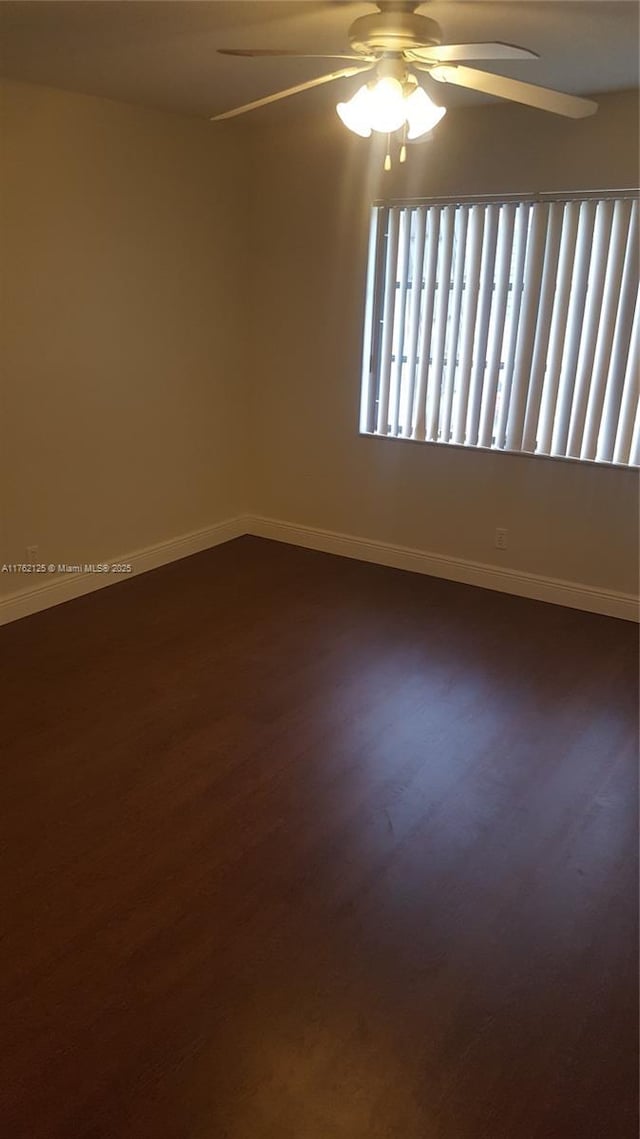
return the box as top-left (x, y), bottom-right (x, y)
top-left (405, 85), bottom-right (446, 140)
top-left (367, 76), bottom-right (406, 134)
top-left (336, 84), bottom-right (372, 138)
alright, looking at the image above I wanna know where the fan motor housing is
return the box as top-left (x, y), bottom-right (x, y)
top-left (348, 11), bottom-right (442, 55)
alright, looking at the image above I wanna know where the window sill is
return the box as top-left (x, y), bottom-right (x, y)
top-left (358, 430), bottom-right (638, 472)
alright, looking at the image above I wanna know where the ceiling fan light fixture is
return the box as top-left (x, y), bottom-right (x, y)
top-left (405, 85), bottom-right (446, 139)
top-left (336, 74), bottom-right (446, 151)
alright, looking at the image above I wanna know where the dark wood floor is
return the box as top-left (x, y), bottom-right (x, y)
top-left (0, 536), bottom-right (637, 1139)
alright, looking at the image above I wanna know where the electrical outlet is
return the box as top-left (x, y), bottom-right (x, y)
top-left (26, 545), bottom-right (39, 562)
top-left (495, 528), bottom-right (508, 550)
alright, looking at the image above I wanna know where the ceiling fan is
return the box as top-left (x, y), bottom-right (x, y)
top-left (212, 1), bottom-right (597, 165)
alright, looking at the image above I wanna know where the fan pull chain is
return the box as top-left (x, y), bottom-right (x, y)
top-left (384, 127), bottom-right (411, 172)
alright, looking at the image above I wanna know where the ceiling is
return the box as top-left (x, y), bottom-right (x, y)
top-left (0, 1), bottom-right (638, 122)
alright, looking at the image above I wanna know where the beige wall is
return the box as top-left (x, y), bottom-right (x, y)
top-left (0, 79), bottom-right (249, 594)
top-left (245, 90), bottom-right (639, 595)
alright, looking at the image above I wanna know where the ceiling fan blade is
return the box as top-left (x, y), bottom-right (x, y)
top-left (218, 49), bottom-right (375, 62)
top-left (408, 42), bottom-right (538, 63)
top-left (430, 65), bottom-right (598, 118)
top-left (210, 65), bottom-right (374, 122)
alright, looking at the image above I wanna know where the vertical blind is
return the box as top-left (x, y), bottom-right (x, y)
top-left (360, 194), bottom-right (640, 466)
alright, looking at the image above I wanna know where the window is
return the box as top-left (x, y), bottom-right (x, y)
top-left (359, 193), bottom-right (640, 467)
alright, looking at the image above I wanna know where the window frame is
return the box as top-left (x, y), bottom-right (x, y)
top-left (358, 189), bottom-right (640, 471)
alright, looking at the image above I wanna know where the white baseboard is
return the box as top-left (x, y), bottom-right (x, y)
top-left (2, 512), bottom-right (636, 626)
top-left (246, 515), bottom-right (639, 623)
top-left (0, 516), bottom-right (246, 626)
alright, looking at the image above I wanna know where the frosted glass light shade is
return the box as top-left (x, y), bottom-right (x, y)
top-left (336, 84), bottom-right (372, 137)
top-left (405, 86), bottom-right (446, 139)
top-left (366, 76), bottom-right (406, 134)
